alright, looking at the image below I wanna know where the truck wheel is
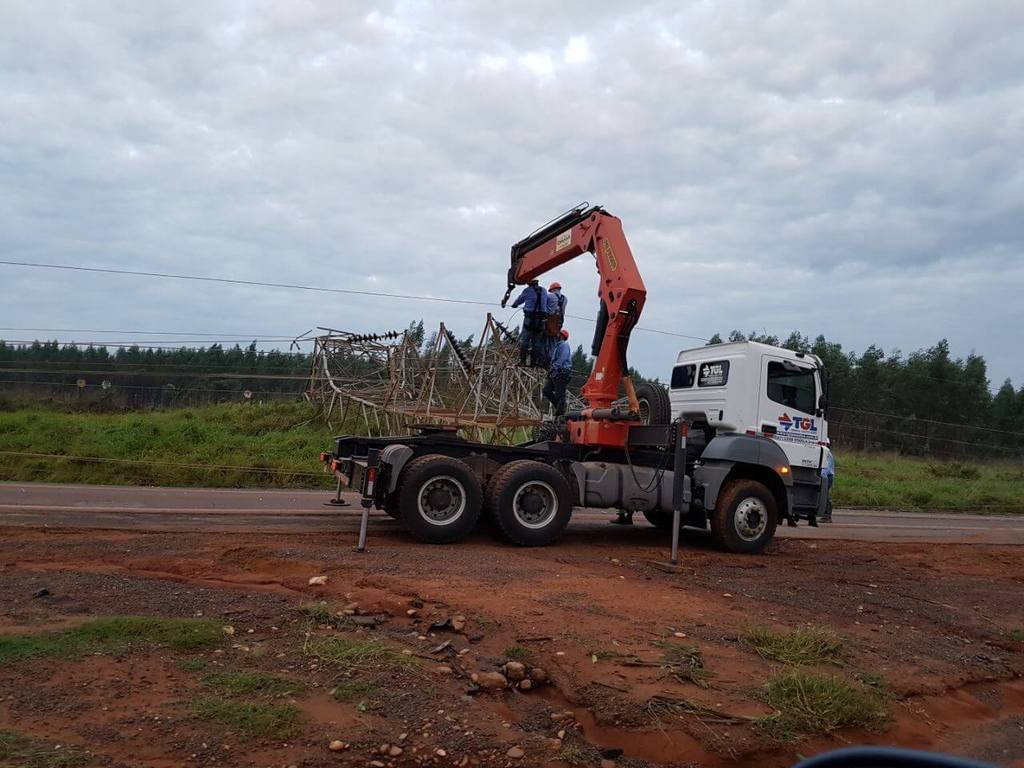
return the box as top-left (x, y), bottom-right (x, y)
top-left (383, 493), bottom-right (401, 519)
top-left (635, 382), bottom-right (671, 425)
top-left (710, 479), bottom-right (777, 554)
top-left (487, 460), bottom-right (573, 546)
top-left (395, 454), bottom-right (482, 544)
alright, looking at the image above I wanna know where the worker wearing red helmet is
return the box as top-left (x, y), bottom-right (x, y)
top-left (542, 327), bottom-right (573, 416)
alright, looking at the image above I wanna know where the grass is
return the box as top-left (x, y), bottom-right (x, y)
top-left (0, 402), bottom-right (335, 488)
top-left (191, 698), bottom-right (304, 739)
top-left (203, 671), bottom-right (304, 697)
top-left (832, 452), bottom-right (1024, 513)
top-left (0, 617), bottom-right (223, 663)
top-left (756, 672), bottom-right (888, 740)
top-left (1007, 629), bottom-right (1024, 642)
top-left (503, 645), bottom-right (533, 662)
top-left (0, 730), bottom-right (88, 768)
top-left (743, 626), bottom-right (845, 666)
top-left (657, 641), bottom-right (713, 687)
top-left (0, 402), bottom-right (1020, 511)
top-left (556, 742), bottom-right (589, 766)
top-left (299, 602), bottom-right (354, 629)
top-left (331, 680), bottom-right (378, 702)
top-left (305, 635), bottom-right (411, 670)
top-left (176, 658), bottom-right (207, 672)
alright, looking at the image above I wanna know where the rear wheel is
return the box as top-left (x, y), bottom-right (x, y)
top-left (395, 454), bottom-right (482, 544)
top-left (710, 479), bottom-right (777, 554)
top-left (487, 460), bottom-right (573, 546)
top-left (635, 382), bottom-right (671, 425)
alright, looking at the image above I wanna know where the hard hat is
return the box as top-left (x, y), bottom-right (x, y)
top-left (549, 282), bottom-right (561, 291)
top-left (559, 329), bottom-right (569, 340)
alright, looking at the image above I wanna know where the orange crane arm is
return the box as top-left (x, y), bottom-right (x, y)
top-left (501, 204), bottom-right (646, 415)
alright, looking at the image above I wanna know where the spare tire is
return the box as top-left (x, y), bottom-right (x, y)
top-left (635, 381), bottom-right (671, 425)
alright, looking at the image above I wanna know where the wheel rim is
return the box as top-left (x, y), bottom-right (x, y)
top-left (512, 480), bottom-right (558, 529)
top-left (416, 475), bottom-right (466, 526)
top-left (734, 496), bottom-right (768, 541)
top-left (638, 398), bottom-right (651, 425)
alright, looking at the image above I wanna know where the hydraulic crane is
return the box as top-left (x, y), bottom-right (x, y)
top-left (322, 202), bottom-right (827, 553)
top-left (501, 204), bottom-right (647, 449)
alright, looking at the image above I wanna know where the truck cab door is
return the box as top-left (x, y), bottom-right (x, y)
top-left (757, 354), bottom-right (821, 469)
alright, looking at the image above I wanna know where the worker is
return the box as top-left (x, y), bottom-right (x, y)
top-left (511, 279), bottom-right (549, 366)
top-left (544, 282), bottom-right (568, 361)
top-left (821, 445), bottom-right (835, 523)
top-left (542, 328), bottom-right (573, 416)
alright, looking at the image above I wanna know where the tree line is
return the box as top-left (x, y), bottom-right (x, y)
top-left (2, 329), bottom-right (1022, 459)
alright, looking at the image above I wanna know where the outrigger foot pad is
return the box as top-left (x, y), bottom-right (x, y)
top-left (325, 499), bottom-right (351, 507)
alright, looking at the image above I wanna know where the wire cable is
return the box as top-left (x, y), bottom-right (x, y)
top-left (0, 259), bottom-right (710, 342)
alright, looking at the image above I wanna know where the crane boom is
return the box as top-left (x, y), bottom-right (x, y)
top-left (501, 204), bottom-right (647, 448)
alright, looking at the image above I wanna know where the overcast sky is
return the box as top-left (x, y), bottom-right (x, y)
top-left (2, 1), bottom-right (1022, 388)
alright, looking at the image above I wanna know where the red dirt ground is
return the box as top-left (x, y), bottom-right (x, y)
top-left (1, 524), bottom-right (1022, 768)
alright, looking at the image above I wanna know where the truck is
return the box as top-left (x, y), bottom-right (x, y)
top-left (320, 204), bottom-right (831, 554)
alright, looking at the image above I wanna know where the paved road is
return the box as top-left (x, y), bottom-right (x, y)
top-left (1, 481), bottom-right (1022, 544)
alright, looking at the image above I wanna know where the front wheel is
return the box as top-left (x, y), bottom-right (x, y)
top-left (709, 479), bottom-right (778, 554)
top-left (486, 460), bottom-right (573, 546)
top-left (395, 454), bottom-right (482, 544)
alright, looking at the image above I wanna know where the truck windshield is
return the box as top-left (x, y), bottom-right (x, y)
top-left (767, 361), bottom-right (816, 414)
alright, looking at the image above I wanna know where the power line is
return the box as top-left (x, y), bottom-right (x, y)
top-left (0, 327), bottom-right (296, 339)
top-left (0, 368), bottom-right (311, 381)
top-left (0, 259), bottom-right (710, 343)
top-left (0, 378), bottom-right (304, 396)
top-left (832, 406), bottom-right (1024, 439)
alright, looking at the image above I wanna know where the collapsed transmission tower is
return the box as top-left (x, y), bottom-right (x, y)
top-left (305, 314), bottom-right (583, 443)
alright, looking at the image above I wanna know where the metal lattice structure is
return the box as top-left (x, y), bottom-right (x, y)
top-left (305, 314), bottom-right (583, 443)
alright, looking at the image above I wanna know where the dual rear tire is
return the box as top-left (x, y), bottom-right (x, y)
top-left (393, 455), bottom-right (572, 546)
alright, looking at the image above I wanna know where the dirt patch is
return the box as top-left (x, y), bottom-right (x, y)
top-left (0, 527), bottom-right (1022, 767)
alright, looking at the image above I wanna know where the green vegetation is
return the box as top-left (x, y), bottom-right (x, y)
top-left (203, 671), bottom-right (303, 697)
top-left (657, 641), bottom-right (712, 687)
top-left (0, 403), bottom-right (334, 488)
top-left (0, 617), bottom-right (223, 663)
top-left (556, 742), bottom-right (589, 766)
top-left (832, 453), bottom-right (1024, 513)
top-left (0, 401), bottom-right (1020, 511)
top-left (305, 635), bottom-right (410, 670)
top-left (331, 680), bottom-right (378, 702)
top-left (191, 698), bottom-right (303, 739)
top-left (0, 730), bottom-right (88, 768)
top-left (743, 626), bottom-right (844, 666)
top-left (503, 645), bottom-right (533, 662)
top-left (299, 602), bottom-right (355, 629)
top-left (176, 658), bottom-right (207, 672)
top-left (756, 672), bottom-right (888, 740)
top-left (1007, 629), bottom-right (1024, 642)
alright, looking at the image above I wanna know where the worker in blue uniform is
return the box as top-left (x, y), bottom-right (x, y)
top-left (511, 279), bottom-right (549, 366)
top-left (544, 282), bottom-right (568, 363)
top-left (542, 328), bottom-right (573, 416)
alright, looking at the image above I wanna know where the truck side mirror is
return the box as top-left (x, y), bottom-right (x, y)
top-left (817, 394), bottom-right (828, 416)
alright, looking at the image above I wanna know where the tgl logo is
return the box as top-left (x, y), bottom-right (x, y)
top-left (779, 413), bottom-right (817, 433)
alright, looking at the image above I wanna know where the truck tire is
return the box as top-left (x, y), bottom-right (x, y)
top-left (486, 460), bottom-right (573, 546)
top-left (710, 479), bottom-right (777, 554)
top-left (395, 454), bottom-right (482, 544)
top-left (635, 381), bottom-right (671, 425)
top-left (383, 493), bottom-right (401, 519)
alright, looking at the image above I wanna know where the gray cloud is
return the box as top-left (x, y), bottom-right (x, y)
top-left (1, 1), bottom-right (1022, 386)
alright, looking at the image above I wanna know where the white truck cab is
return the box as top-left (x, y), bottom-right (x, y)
top-left (669, 341), bottom-right (830, 471)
